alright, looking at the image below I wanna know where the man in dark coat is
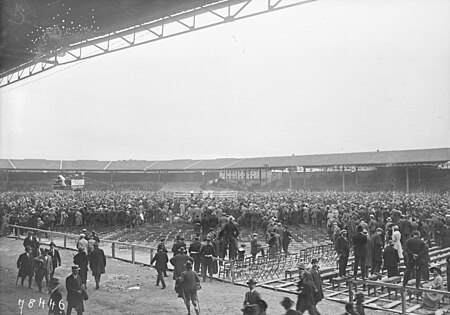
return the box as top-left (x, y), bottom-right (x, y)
top-left (48, 242), bottom-right (61, 278)
top-left (89, 241), bottom-right (106, 289)
top-left (158, 238), bottom-right (169, 277)
top-left (335, 230), bottom-right (350, 277)
top-left (200, 236), bottom-right (216, 282)
top-left (180, 261), bottom-right (201, 315)
top-left (151, 244), bottom-right (168, 289)
top-left (219, 217), bottom-right (240, 260)
top-left (296, 270), bottom-right (321, 315)
top-left (48, 277), bottom-right (64, 315)
top-left (170, 247), bottom-right (193, 280)
top-left (352, 226), bottom-right (367, 279)
top-left (23, 231), bottom-right (38, 251)
top-left (66, 266), bottom-right (84, 315)
top-left (250, 233), bottom-right (265, 262)
top-left (73, 248), bottom-right (89, 289)
top-left (188, 236), bottom-right (202, 273)
top-left (382, 240), bottom-right (400, 277)
top-left (17, 246), bottom-right (34, 288)
top-left (282, 226), bottom-right (293, 253)
top-left (34, 249), bottom-right (53, 292)
top-left (309, 258), bottom-right (324, 305)
top-left (371, 228), bottom-right (384, 275)
top-left (172, 235), bottom-right (184, 256)
top-left (243, 278), bottom-right (262, 307)
top-left (403, 230), bottom-right (426, 288)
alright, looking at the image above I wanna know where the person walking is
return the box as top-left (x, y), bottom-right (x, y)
top-left (48, 242), bottom-right (61, 278)
top-left (89, 241), bottom-right (106, 289)
top-left (73, 248), bottom-right (89, 289)
top-left (170, 247), bottom-right (194, 280)
top-left (66, 266), bottom-right (84, 315)
top-left (17, 246), bottom-right (34, 288)
top-left (34, 249), bottom-right (53, 292)
top-left (189, 236), bottom-right (202, 273)
top-left (151, 244), bottom-right (168, 289)
top-left (179, 261), bottom-right (201, 315)
top-left (48, 277), bottom-right (64, 315)
top-left (296, 270), bottom-right (321, 315)
top-left (200, 236), bottom-right (216, 282)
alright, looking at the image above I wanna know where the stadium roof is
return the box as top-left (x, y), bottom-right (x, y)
top-left (0, 0), bottom-right (229, 76)
top-left (1, 148), bottom-right (449, 172)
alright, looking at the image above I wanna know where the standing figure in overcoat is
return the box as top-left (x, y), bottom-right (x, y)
top-left (48, 242), bottom-right (61, 278)
top-left (48, 277), bottom-right (64, 315)
top-left (73, 248), bottom-right (89, 289)
top-left (66, 266), bottom-right (84, 315)
top-left (382, 240), bottom-right (400, 277)
top-left (89, 241), bottom-right (106, 289)
top-left (370, 228), bottom-right (383, 275)
top-left (335, 230), bottom-right (350, 277)
top-left (151, 244), bottom-right (168, 289)
top-left (17, 246), bottom-right (34, 288)
top-left (170, 247), bottom-right (193, 280)
top-left (309, 258), bottom-right (324, 305)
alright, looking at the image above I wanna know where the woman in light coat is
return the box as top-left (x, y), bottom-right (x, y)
top-left (392, 226), bottom-right (403, 259)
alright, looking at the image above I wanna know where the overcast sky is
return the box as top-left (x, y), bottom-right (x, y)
top-left (0, 0), bottom-right (449, 161)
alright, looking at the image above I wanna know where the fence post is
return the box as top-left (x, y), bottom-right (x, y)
top-left (400, 286), bottom-right (406, 315)
top-left (112, 243), bottom-right (116, 258)
top-left (38, 232), bottom-right (42, 242)
top-left (64, 235), bottom-right (67, 249)
top-left (150, 249), bottom-right (154, 265)
top-left (230, 261), bottom-right (235, 284)
top-left (348, 279), bottom-right (353, 302)
top-left (131, 245), bottom-right (135, 264)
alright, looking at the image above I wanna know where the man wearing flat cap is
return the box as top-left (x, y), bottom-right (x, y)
top-left (170, 247), bottom-right (193, 280)
top-left (89, 241), bottom-right (106, 290)
top-left (66, 266), bottom-right (84, 315)
top-left (48, 278), bottom-right (64, 315)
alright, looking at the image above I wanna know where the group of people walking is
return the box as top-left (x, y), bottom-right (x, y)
top-left (16, 230), bottom-right (106, 315)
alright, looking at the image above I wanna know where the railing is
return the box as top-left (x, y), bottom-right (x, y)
top-left (8, 225), bottom-right (158, 266)
top-left (348, 278), bottom-right (450, 315)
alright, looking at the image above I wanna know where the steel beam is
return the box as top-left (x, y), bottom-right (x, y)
top-left (0, 0), bottom-right (317, 88)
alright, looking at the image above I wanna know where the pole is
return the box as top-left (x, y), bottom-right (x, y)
top-left (355, 166), bottom-right (358, 186)
top-left (289, 169), bottom-right (292, 190)
top-left (303, 168), bottom-right (306, 190)
top-left (112, 242), bottom-right (116, 258)
top-left (64, 235), bottom-right (67, 248)
top-left (400, 286), bottom-right (406, 314)
top-left (131, 245), bottom-right (136, 264)
top-left (342, 166), bottom-right (345, 192)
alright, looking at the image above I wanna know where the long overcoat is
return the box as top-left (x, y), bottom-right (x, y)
top-left (89, 247), bottom-right (106, 276)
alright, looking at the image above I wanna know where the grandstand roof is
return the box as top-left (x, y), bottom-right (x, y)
top-left (0, 0), bottom-right (226, 76)
top-left (1, 148), bottom-right (449, 172)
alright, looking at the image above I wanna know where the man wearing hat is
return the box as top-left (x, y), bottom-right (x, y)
top-left (354, 292), bottom-right (365, 315)
top-left (370, 228), bottom-right (384, 275)
top-left (352, 225), bottom-right (367, 279)
top-left (158, 238), bottom-right (169, 277)
top-left (89, 241), bottom-right (106, 290)
top-left (48, 278), bottom-right (64, 315)
top-left (73, 247), bottom-right (89, 289)
top-left (172, 235), bottom-right (184, 256)
top-left (17, 246), bottom-right (34, 288)
top-left (178, 260), bottom-right (201, 315)
top-left (48, 242), bottom-right (61, 278)
top-left (170, 247), bottom-right (194, 280)
top-left (66, 266), bottom-right (84, 315)
top-left (422, 264), bottom-right (444, 307)
top-left (296, 270), bottom-right (320, 315)
top-left (335, 230), bottom-right (350, 277)
top-left (309, 258), bottom-right (324, 305)
top-left (34, 249), bottom-right (53, 292)
top-left (382, 240), bottom-right (400, 277)
top-left (23, 231), bottom-right (38, 254)
top-left (189, 236), bottom-right (202, 273)
top-left (250, 233), bottom-right (265, 262)
top-left (403, 230), bottom-right (426, 288)
top-left (243, 279), bottom-right (262, 307)
top-left (151, 244), bottom-right (168, 289)
top-left (200, 236), bottom-right (216, 282)
top-left (280, 297), bottom-right (301, 315)
top-left (76, 234), bottom-right (88, 255)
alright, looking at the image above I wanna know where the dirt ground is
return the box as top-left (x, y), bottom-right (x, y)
top-left (0, 237), bottom-right (385, 315)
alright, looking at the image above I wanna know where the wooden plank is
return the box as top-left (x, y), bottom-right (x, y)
top-left (326, 290), bottom-right (348, 297)
top-left (383, 300), bottom-right (402, 309)
top-left (364, 297), bottom-right (381, 304)
top-left (276, 282), bottom-right (297, 288)
top-left (405, 304), bottom-right (422, 313)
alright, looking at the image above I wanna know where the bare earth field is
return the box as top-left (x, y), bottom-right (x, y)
top-left (0, 237), bottom-right (385, 315)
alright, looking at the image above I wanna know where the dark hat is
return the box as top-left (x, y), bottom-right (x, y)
top-left (49, 241), bottom-right (56, 247)
top-left (93, 241), bottom-right (99, 246)
top-left (194, 236), bottom-right (199, 241)
top-left (340, 229), bottom-right (347, 235)
top-left (206, 236), bottom-right (211, 241)
top-left (311, 258), bottom-right (319, 264)
top-left (298, 263), bottom-right (306, 270)
top-left (186, 261), bottom-right (193, 268)
top-left (247, 279), bottom-right (257, 286)
top-left (354, 292), bottom-right (364, 300)
top-left (160, 238), bottom-right (165, 242)
top-left (280, 297), bottom-right (294, 308)
top-left (179, 247), bottom-right (186, 253)
top-left (430, 264), bottom-right (442, 274)
top-left (388, 240), bottom-right (394, 246)
top-left (71, 265), bottom-right (80, 271)
top-left (252, 233), bottom-right (258, 237)
top-left (25, 245), bottom-right (31, 250)
top-left (176, 235), bottom-right (181, 240)
top-left (50, 278), bottom-right (60, 285)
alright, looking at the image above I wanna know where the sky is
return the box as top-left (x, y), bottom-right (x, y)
top-left (0, 0), bottom-right (449, 161)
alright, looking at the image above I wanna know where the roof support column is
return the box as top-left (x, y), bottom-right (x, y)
top-left (110, 173), bottom-right (113, 188)
top-left (244, 170), bottom-right (247, 186)
top-left (289, 169), bottom-right (292, 190)
top-left (355, 166), bottom-right (358, 187)
top-left (342, 166), bottom-right (345, 192)
top-left (405, 167), bottom-right (410, 194)
top-left (259, 169), bottom-right (262, 188)
top-left (417, 167), bottom-right (421, 185)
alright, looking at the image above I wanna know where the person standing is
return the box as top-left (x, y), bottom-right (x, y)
top-left (23, 232), bottom-right (38, 253)
top-left (89, 241), bottom-right (106, 289)
top-left (158, 238), bottom-right (169, 277)
top-left (179, 261), bottom-right (201, 315)
top-left (189, 236), bottom-right (202, 273)
top-left (403, 231), bottom-right (426, 288)
top-left (371, 228), bottom-right (383, 275)
top-left (335, 230), bottom-right (350, 277)
top-left (243, 278), bottom-right (261, 307)
top-left (352, 226), bottom-right (367, 279)
top-left (48, 242), bottom-right (61, 278)
top-left (48, 277), bottom-right (64, 315)
top-left (151, 244), bottom-right (168, 289)
top-left (382, 240), bottom-right (400, 277)
top-left (200, 236), bottom-right (216, 282)
top-left (309, 258), bottom-right (324, 306)
top-left (296, 270), bottom-right (321, 315)
top-left (392, 226), bottom-right (403, 259)
top-left (34, 249), bottom-right (53, 292)
top-left (354, 292), bottom-right (365, 315)
top-left (17, 246), bottom-right (34, 288)
top-left (66, 266), bottom-right (84, 315)
top-left (73, 248), bottom-right (89, 289)
top-left (282, 226), bottom-right (293, 253)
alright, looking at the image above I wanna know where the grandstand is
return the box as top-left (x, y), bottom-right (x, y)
top-left (1, 147), bottom-right (449, 192)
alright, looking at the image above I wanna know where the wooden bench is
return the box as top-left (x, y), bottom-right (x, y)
top-left (367, 274), bottom-right (382, 296)
top-left (330, 276), bottom-right (351, 290)
top-left (380, 276), bottom-right (402, 299)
